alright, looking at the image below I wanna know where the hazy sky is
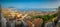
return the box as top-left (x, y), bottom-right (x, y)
top-left (0, 0), bottom-right (60, 8)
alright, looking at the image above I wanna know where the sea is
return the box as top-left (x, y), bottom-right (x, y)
top-left (14, 8), bottom-right (58, 12)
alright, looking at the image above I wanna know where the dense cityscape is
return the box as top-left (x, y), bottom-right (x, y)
top-left (0, 0), bottom-right (60, 27)
top-left (0, 7), bottom-right (60, 27)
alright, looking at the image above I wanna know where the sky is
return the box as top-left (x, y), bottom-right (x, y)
top-left (0, 0), bottom-right (60, 9)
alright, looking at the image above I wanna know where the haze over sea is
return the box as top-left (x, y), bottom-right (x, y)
top-left (0, 0), bottom-right (60, 12)
top-left (12, 8), bottom-right (58, 12)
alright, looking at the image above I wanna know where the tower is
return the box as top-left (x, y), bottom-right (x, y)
top-left (55, 6), bottom-right (60, 27)
top-left (58, 6), bottom-right (60, 20)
